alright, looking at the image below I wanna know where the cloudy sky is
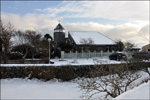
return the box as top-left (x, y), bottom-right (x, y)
top-left (1, 1), bottom-right (149, 48)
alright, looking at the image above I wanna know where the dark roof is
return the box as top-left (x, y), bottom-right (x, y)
top-left (54, 23), bottom-right (65, 30)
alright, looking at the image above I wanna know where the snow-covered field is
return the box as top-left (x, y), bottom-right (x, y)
top-left (1, 57), bottom-right (149, 99)
top-left (1, 78), bottom-right (81, 99)
top-left (1, 58), bottom-right (123, 67)
top-left (1, 71), bottom-right (149, 100)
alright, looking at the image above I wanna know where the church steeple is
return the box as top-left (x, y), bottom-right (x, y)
top-left (54, 23), bottom-right (66, 47)
top-left (54, 23), bottom-right (65, 32)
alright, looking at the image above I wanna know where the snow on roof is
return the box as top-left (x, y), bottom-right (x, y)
top-left (69, 31), bottom-right (115, 45)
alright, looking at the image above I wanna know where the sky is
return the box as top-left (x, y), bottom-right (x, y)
top-left (1, 1), bottom-right (149, 48)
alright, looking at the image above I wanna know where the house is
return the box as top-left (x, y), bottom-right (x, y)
top-left (68, 31), bottom-right (116, 52)
top-left (53, 23), bottom-right (117, 52)
top-left (129, 47), bottom-right (140, 52)
top-left (142, 44), bottom-right (150, 51)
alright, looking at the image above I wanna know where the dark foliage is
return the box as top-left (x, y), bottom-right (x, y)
top-left (11, 44), bottom-right (33, 58)
top-left (1, 62), bottom-right (150, 81)
top-left (58, 39), bottom-right (73, 53)
top-left (115, 40), bottom-right (124, 51)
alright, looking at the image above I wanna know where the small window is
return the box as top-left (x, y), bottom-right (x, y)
top-left (60, 29), bottom-right (63, 32)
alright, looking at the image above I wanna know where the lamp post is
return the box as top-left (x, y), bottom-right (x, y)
top-left (48, 38), bottom-right (51, 64)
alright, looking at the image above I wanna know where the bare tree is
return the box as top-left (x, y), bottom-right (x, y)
top-left (78, 65), bottom-right (142, 99)
top-left (0, 35), bottom-right (2, 63)
top-left (0, 20), bottom-right (2, 63)
top-left (0, 22), bottom-right (15, 63)
top-left (124, 41), bottom-right (135, 51)
top-left (138, 25), bottom-right (149, 44)
top-left (80, 38), bottom-right (94, 52)
top-left (25, 30), bottom-right (42, 62)
top-left (80, 38), bottom-right (94, 45)
top-left (14, 30), bottom-right (32, 63)
top-left (138, 25), bottom-right (150, 52)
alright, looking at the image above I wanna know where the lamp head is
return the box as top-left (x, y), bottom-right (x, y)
top-left (48, 38), bottom-right (51, 42)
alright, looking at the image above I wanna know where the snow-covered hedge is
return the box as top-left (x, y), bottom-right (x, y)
top-left (1, 62), bottom-right (150, 81)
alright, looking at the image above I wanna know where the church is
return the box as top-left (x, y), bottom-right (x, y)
top-left (53, 23), bottom-right (117, 52)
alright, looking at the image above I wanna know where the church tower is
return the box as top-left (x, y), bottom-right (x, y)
top-left (54, 23), bottom-right (65, 47)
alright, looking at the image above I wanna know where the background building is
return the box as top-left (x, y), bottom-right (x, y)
top-left (68, 31), bottom-right (116, 52)
top-left (142, 44), bottom-right (150, 51)
top-left (53, 23), bottom-right (117, 52)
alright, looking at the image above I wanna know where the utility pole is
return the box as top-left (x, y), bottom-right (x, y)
top-left (48, 38), bottom-right (51, 64)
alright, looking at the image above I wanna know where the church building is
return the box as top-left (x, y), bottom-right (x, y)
top-left (53, 23), bottom-right (117, 52)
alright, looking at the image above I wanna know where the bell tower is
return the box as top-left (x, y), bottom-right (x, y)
top-left (54, 23), bottom-right (65, 47)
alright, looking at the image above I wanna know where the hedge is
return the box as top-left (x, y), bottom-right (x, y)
top-left (1, 62), bottom-right (150, 81)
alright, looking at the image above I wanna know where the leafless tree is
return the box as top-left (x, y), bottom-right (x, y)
top-left (0, 21), bottom-right (15, 63)
top-left (78, 65), bottom-right (142, 99)
top-left (138, 25), bottom-right (150, 52)
top-left (14, 30), bottom-right (43, 63)
top-left (25, 30), bottom-right (42, 62)
top-left (80, 38), bottom-right (94, 52)
top-left (124, 41), bottom-right (135, 51)
top-left (138, 27), bottom-right (149, 44)
top-left (80, 38), bottom-right (94, 45)
top-left (14, 30), bottom-right (32, 63)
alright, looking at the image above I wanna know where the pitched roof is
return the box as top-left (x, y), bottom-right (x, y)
top-left (69, 31), bottom-right (115, 45)
top-left (54, 23), bottom-right (65, 30)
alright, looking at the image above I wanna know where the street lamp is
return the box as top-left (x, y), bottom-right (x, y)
top-left (48, 38), bottom-right (51, 64)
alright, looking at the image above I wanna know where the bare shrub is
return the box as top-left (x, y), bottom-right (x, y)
top-left (128, 58), bottom-right (150, 76)
top-left (136, 77), bottom-right (150, 87)
top-left (27, 66), bottom-right (54, 81)
top-left (77, 65), bottom-right (142, 99)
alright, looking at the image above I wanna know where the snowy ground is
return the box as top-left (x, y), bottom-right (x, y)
top-left (114, 71), bottom-right (150, 99)
top-left (1, 78), bottom-right (81, 99)
top-left (1, 71), bottom-right (149, 100)
top-left (114, 81), bottom-right (150, 99)
top-left (1, 58), bottom-right (123, 67)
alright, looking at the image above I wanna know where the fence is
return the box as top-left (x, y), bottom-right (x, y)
top-left (61, 51), bottom-right (133, 59)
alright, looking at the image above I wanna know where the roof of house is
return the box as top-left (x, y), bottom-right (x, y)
top-left (69, 31), bottom-right (115, 45)
top-left (54, 23), bottom-right (65, 30)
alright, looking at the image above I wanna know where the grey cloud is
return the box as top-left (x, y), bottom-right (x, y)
top-left (1, 13), bottom-right (149, 48)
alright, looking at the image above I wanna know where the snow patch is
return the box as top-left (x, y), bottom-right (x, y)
top-left (114, 81), bottom-right (150, 99)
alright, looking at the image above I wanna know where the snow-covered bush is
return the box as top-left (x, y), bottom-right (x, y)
top-left (77, 65), bottom-right (143, 99)
top-left (1, 61), bottom-right (150, 82)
